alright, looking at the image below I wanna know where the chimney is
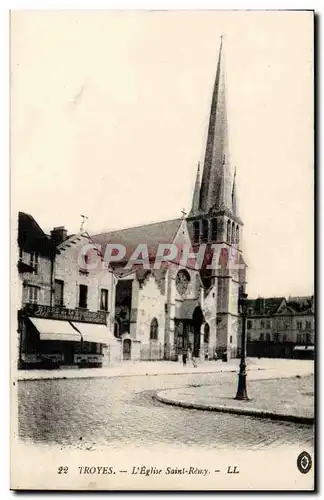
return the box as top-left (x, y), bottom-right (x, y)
top-left (50, 226), bottom-right (68, 246)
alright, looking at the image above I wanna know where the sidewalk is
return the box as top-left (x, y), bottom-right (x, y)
top-left (155, 373), bottom-right (314, 424)
top-left (16, 358), bottom-right (314, 382)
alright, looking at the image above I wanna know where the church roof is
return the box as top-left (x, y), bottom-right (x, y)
top-left (92, 218), bottom-right (182, 262)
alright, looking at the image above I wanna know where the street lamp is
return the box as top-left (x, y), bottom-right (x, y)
top-left (235, 290), bottom-right (249, 400)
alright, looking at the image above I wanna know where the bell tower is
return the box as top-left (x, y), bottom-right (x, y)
top-left (187, 37), bottom-right (246, 359)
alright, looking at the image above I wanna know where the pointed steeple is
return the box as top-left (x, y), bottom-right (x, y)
top-left (190, 162), bottom-right (201, 214)
top-left (232, 166), bottom-right (238, 215)
top-left (199, 36), bottom-right (233, 213)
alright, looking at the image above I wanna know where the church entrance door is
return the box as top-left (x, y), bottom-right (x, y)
top-left (192, 307), bottom-right (204, 358)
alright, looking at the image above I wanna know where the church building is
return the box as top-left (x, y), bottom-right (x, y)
top-left (93, 38), bottom-right (246, 361)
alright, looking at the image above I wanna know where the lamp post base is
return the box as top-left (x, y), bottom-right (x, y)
top-left (235, 373), bottom-right (249, 400)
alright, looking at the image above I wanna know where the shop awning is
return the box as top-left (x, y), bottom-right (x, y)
top-left (294, 345), bottom-right (314, 351)
top-left (29, 317), bottom-right (81, 342)
top-left (71, 322), bottom-right (112, 344)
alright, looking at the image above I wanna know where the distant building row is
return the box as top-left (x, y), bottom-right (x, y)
top-left (246, 296), bottom-right (314, 359)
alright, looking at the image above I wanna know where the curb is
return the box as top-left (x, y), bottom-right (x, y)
top-left (16, 367), bottom-right (263, 383)
top-left (154, 393), bottom-right (314, 425)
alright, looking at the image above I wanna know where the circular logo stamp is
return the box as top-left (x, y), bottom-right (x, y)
top-left (297, 451), bottom-right (312, 474)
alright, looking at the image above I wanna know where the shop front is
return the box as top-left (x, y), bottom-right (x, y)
top-left (19, 304), bottom-right (112, 369)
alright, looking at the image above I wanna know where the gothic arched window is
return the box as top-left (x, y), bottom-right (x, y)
top-left (226, 220), bottom-right (231, 243)
top-left (193, 221), bottom-right (200, 243)
top-left (150, 318), bottom-right (159, 340)
top-left (231, 222), bottom-right (235, 245)
top-left (236, 225), bottom-right (240, 245)
top-left (211, 218), bottom-right (217, 241)
top-left (201, 219), bottom-right (209, 243)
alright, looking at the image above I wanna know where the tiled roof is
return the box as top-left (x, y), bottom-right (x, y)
top-left (18, 212), bottom-right (54, 257)
top-left (247, 297), bottom-right (285, 316)
top-left (247, 295), bottom-right (314, 316)
top-left (92, 218), bottom-right (182, 263)
top-left (287, 296), bottom-right (314, 313)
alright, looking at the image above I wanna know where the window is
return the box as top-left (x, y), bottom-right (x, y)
top-left (231, 222), bottom-right (235, 245)
top-left (27, 285), bottom-right (40, 304)
top-left (273, 332), bottom-right (279, 343)
top-left (229, 335), bottom-right (233, 343)
top-left (54, 279), bottom-right (64, 306)
top-left (193, 221), bottom-right (200, 243)
top-left (266, 333), bottom-right (271, 342)
top-left (236, 225), bottom-right (239, 245)
top-left (260, 320), bottom-right (265, 329)
top-left (259, 333), bottom-right (264, 341)
top-left (247, 320), bottom-right (252, 330)
top-left (266, 320), bottom-right (271, 329)
top-left (211, 218), bottom-right (217, 241)
top-left (306, 333), bottom-right (312, 345)
top-left (78, 284), bottom-right (88, 309)
top-left (100, 289), bottom-right (109, 312)
top-left (297, 321), bottom-right (303, 330)
top-left (226, 220), bottom-right (231, 243)
top-left (150, 318), bottom-right (159, 340)
top-left (30, 252), bottom-right (39, 274)
top-left (201, 219), bottom-right (209, 243)
top-left (305, 320), bottom-right (312, 330)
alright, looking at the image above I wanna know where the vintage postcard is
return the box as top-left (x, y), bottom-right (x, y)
top-left (10, 10), bottom-right (315, 491)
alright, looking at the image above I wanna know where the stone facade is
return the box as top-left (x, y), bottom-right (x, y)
top-left (247, 296), bottom-right (314, 358)
top-left (54, 232), bottom-right (120, 364)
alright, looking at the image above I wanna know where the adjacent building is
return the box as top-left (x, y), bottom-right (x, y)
top-left (246, 296), bottom-right (315, 359)
top-left (17, 212), bottom-right (118, 369)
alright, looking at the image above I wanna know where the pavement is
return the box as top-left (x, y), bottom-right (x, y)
top-left (155, 373), bottom-right (314, 424)
top-left (18, 369), bottom-right (314, 453)
top-left (16, 357), bottom-right (314, 382)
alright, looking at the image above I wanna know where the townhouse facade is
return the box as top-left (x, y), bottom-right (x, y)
top-left (17, 212), bottom-right (119, 369)
top-left (246, 296), bottom-right (314, 359)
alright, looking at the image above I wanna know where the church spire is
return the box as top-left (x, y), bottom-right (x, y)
top-left (232, 166), bottom-right (238, 215)
top-left (199, 36), bottom-right (233, 213)
top-left (190, 161), bottom-right (201, 214)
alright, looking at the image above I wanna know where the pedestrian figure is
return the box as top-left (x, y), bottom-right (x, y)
top-left (188, 347), bottom-right (197, 368)
top-left (182, 348), bottom-right (188, 366)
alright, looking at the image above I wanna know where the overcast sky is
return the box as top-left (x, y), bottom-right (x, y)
top-left (11, 10), bottom-right (314, 298)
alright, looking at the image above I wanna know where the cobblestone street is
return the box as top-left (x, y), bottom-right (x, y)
top-left (18, 371), bottom-right (314, 452)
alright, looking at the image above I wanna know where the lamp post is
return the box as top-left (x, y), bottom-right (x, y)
top-left (235, 290), bottom-right (249, 400)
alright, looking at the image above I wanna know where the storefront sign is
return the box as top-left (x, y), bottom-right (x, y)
top-left (23, 304), bottom-right (107, 325)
